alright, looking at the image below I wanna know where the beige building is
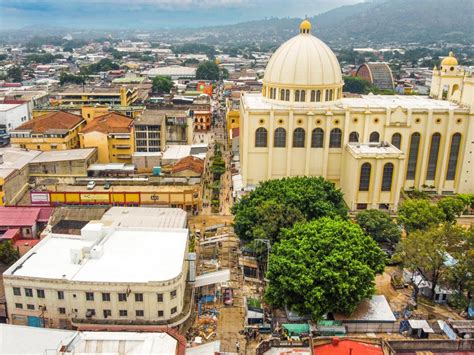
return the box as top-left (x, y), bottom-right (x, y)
top-left (239, 20), bottom-right (474, 211)
top-left (3, 207), bottom-right (194, 329)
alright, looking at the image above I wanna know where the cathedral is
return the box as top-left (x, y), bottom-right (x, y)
top-left (239, 20), bottom-right (474, 211)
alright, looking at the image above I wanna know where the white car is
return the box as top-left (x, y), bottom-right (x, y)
top-left (86, 181), bottom-right (96, 190)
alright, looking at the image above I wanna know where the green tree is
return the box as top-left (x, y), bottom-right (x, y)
top-left (196, 61), bottom-right (220, 81)
top-left (152, 75), bottom-right (173, 93)
top-left (80, 58), bottom-right (119, 75)
top-left (438, 197), bottom-right (467, 222)
top-left (356, 209), bottom-right (401, 244)
top-left (445, 226), bottom-right (474, 294)
top-left (232, 177), bottom-right (347, 242)
top-left (396, 224), bottom-right (465, 300)
top-left (0, 241), bottom-right (20, 265)
top-left (343, 76), bottom-right (372, 93)
top-left (59, 72), bottom-right (85, 86)
top-left (398, 199), bottom-right (445, 233)
top-left (265, 217), bottom-right (385, 320)
top-left (7, 66), bottom-right (22, 82)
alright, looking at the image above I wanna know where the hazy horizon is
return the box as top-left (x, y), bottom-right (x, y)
top-left (0, 0), bottom-right (363, 30)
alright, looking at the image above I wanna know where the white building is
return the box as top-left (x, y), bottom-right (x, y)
top-left (143, 66), bottom-right (196, 80)
top-left (0, 102), bottom-right (30, 133)
top-left (3, 207), bottom-right (194, 330)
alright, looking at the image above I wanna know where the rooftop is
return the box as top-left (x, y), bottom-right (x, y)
top-left (162, 144), bottom-right (207, 161)
top-left (135, 109), bottom-right (188, 126)
top-left (144, 66), bottom-right (196, 77)
top-left (79, 112), bottom-right (133, 134)
top-left (0, 103), bottom-right (23, 111)
top-left (101, 207), bottom-right (187, 229)
top-left (0, 206), bottom-right (53, 227)
top-left (11, 111), bottom-right (84, 134)
top-left (334, 295), bottom-right (396, 323)
top-left (0, 147), bottom-right (42, 179)
top-left (30, 148), bottom-right (96, 163)
top-left (346, 142), bottom-right (404, 158)
top-left (168, 156), bottom-right (204, 175)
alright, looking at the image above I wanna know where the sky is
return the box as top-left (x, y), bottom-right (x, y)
top-left (0, 0), bottom-right (362, 30)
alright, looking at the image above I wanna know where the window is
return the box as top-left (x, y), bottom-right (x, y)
top-left (15, 303), bottom-right (23, 309)
top-left (158, 310), bottom-right (164, 317)
top-left (348, 132), bottom-right (359, 143)
top-left (329, 128), bottom-right (342, 148)
top-left (119, 310), bottom-right (128, 317)
top-left (102, 293), bottom-right (110, 302)
top-left (25, 288), bottom-right (33, 297)
top-left (382, 163), bottom-right (394, 192)
top-left (57, 291), bottom-right (64, 300)
top-left (103, 309), bottom-right (112, 318)
top-left (135, 293), bottom-right (143, 302)
top-left (86, 309), bottom-right (96, 317)
top-left (426, 133), bottom-right (441, 180)
top-left (391, 133), bottom-right (401, 149)
top-left (406, 133), bottom-right (421, 180)
top-left (37, 289), bottom-right (45, 298)
top-left (369, 132), bottom-right (380, 143)
top-left (157, 293), bottom-right (164, 302)
top-left (85, 292), bottom-right (94, 301)
top-left (118, 293), bottom-right (127, 302)
top-left (446, 133), bottom-right (461, 181)
top-left (27, 304), bottom-right (35, 310)
top-left (170, 290), bottom-right (177, 299)
top-left (274, 128), bottom-right (286, 147)
top-left (316, 90), bottom-right (321, 102)
top-left (280, 89), bottom-right (285, 101)
top-left (295, 90), bottom-right (300, 102)
top-left (311, 128), bottom-right (324, 148)
top-left (359, 163), bottom-right (372, 191)
top-left (300, 90), bottom-right (305, 102)
top-left (58, 307), bottom-right (66, 314)
top-left (328, 89), bottom-right (333, 101)
top-left (171, 306), bottom-right (177, 315)
top-left (293, 128), bottom-right (305, 148)
top-left (13, 287), bottom-right (21, 296)
top-left (136, 310), bottom-right (144, 317)
top-left (255, 128), bottom-right (267, 148)
top-left (310, 90), bottom-right (316, 102)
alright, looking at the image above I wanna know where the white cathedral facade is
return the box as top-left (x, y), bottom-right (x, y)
top-left (239, 20), bottom-right (474, 211)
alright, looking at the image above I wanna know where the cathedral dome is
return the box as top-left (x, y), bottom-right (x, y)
top-left (262, 20), bottom-right (343, 104)
top-left (441, 51), bottom-right (458, 67)
top-left (263, 20), bottom-right (342, 88)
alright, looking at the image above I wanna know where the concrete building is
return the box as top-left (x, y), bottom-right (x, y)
top-left (54, 86), bottom-right (138, 107)
top-left (79, 112), bottom-right (135, 164)
top-left (239, 20), bottom-right (474, 211)
top-left (0, 102), bottom-right (30, 135)
top-left (143, 66), bottom-right (196, 80)
top-left (0, 147), bottom-right (42, 206)
top-left (3, 207), bottom-right (194, 330)
top-left (10, 111), bottom-right (86, 151)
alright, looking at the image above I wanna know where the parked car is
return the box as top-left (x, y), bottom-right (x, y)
top-left (104, 182), bottom-right (111, 190)
top-left (223, 288), bottom-right (233, 306)
top-left (87, 181), bottom-right (96, 190)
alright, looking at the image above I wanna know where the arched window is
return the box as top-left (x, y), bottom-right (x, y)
top-left (391, 133), bottom-right (401, 149)
top-left (255, 128), bottom-right (267, 147)
top-left (349, 131), bottom-right (359, 143)
top-left (369, 131), bottom-right (380, 142)
top-left (329, 128), bottom-right (342, 148)
top-left (328, 89), bottom-right (333, 101)
top-left (311, 128), bottom-right (324, 148)
top-left (295, 90), bottom-right (300, 102)
top-left (325, 90), bottom-right (330, 101)
top-left (359, 163), bottom-right (371, 191)
top-left (316, 90), bottom-right (321, 102)
top-left (382, 163), bottom-right (394, 191)
top-left (280, 89), bottom-right (285, 101)
top-left (426, 133), bottom-right (441, 180)
top-left (293, 128), bottom-right (305, 148)
top-left (310, 90), bottom-right (316, 102)
top-left (300, 90), bottom-right (305, 102)
top-left (274, 128), bottom-right (286, 148)
top-left (446, 133), bottom-right (461, 180)
top-left (285, 90), bottom-right (290, 101)
top-left (406, 132), bottom-right (421, 180)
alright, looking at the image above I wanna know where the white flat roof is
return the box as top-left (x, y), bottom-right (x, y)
top-left (162, 144), bottom-right (207, 161)
top-left (242, 93), bottom-right (463, 111)
top-left (6, 227), bottom-right (188, 283)
top-left (346, 142), bottom-right (404, 157)
top-left (334, 295), bottom-right (396, 322)
top-left (0, 103), bottom-right (22, 111)
top-left (0, 147), bottom-right (42, 178)
top-left (101, 207), bottom-right (188, 229)
top-left (145, 66), bottom-right (196, 76)
top-left (31, 148), bottom-right (96, 163)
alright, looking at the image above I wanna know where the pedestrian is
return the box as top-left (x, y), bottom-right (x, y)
top-left (235, 340), bottom-right (240, 353)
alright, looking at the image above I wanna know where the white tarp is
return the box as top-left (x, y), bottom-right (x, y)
top-left (194, 269), bottom-right (231, 288)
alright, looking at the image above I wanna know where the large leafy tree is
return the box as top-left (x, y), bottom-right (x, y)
top-left (356, 209), bottom-right (401, 244)
top-left (196, 61), bottom-right (220, 80)
top-left (398, 199), bottom-right (445, 233)
top-left (437, 197), bottom-right (467, 223)
top-left (152, 75), bottom-right (173, 93)
top-left (0, 241), bottom-right (20, 265)
top-left (232, 177), bottom-right (348, 242)
top-left (395, 224), bottom-right (466, 300)
top-left (265, 217), bottom-right (385, 320)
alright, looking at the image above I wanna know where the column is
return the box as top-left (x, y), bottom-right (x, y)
top-left (286, 110), bottom-right (294, 176)
top-left (417, 109), bottom-right (433, 188)
top-left (242, 109), bottom-right (249, 185)
top-left (267, 110), bottom-right (274, 179)
top-left (437, 110), bottom-right (454, 194)
top-left (322, 116), bottom-right (330, 178)
top-left (363, 110), bottom-right (371, 143)
top-left (304, 113), bottom-right (313, 175)
top-left (370, 158), bottom-right (384, 209)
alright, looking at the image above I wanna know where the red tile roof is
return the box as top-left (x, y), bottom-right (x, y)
top-left (0, 229), bottom-right (20, 240)
top-left (170, 156), bottom-right (204, 175)
top-left (13, 111), bottom-right (84, 133)
top-left (0, 207), bottom-right (42, 227)
top-left (80, 112), bottom-right (133, 134)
